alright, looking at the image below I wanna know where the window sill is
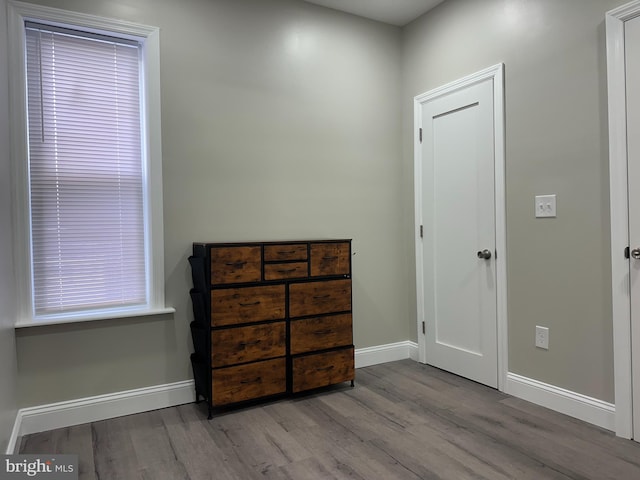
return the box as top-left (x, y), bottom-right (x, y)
top-left (14, 306), bottom-right (176, 328)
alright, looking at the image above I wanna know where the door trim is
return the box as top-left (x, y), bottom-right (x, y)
top-left (414, 63), bottom-right (507, 392)
top-left (605, 0), bottom-right (640, 440)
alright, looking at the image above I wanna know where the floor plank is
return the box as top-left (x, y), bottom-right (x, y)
top-left (19, 360), bottom-right (640, 479)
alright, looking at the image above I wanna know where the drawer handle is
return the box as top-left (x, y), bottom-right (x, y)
top-left (322, 256), bottom-right (338, 260)
top-left (313, 294), bottom-right (331, 300)
top-left (277, 250), bottom-right (296, 254)
top-left (240, 376), bottom-right (262, 384)
top-left (239, 301), bottom-right (261, 307)
top-left (316, 365), bottom-right (334, 372)
top-left (239, 340), bottom-right (261, 347)
top-left (225, 261), bottom-right (247, 268)
top-left (277, 268), bottom-right (297, 273)
top-left (313, 329), bottom-right (332, 335)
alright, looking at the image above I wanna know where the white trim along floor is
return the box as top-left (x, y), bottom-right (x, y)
top-left (6, 341), bottom-right (615, 453)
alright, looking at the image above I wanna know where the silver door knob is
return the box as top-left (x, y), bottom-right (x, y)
top-left (477, 249), bottom-right (492, 260)
top-left (632, 248), bottom-right (640, 259)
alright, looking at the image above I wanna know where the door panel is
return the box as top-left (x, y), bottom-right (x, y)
top-left (419, 78), bottom-right (497, 388)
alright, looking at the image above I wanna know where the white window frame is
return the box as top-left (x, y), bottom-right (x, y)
top-left (8, 1), bottom-right (173, 326)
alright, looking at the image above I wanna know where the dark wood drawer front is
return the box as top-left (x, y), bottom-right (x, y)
top-left (211, 246), bottom-right (261, 285)
top-left (289, 279), bottom-right (351, 318)
top-left (213, 358), bottom-right (286, 405)
top-left (310, 242), bottom-right (350, 277)
top-left (290, 314), bottom-right (353, 355)
top-left (264, 262), bottom-right (308, 281)
top-left (211, 285), bottom-right (285, 326)
top-left (292, 348), bottom-right (354, 393)
top-left (264, 244), bottom-right (308, 262)
top-left (212, 322), bottom-right (286, 367)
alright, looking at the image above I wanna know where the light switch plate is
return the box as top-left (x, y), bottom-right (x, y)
top-left (535, 194), bottom-right (556, 218)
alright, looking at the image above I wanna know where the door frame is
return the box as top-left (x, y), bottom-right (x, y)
top-left (606, 0), bottom-right (640, 440)
top-left (414, 64), bottom-right (508, 392)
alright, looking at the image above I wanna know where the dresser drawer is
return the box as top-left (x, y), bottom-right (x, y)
top-left (290, 314), bottom-right (352, 355)
top-left (264, 244), bottom-right (308, 261)
top-left (212, 321), bottom-right (286, 367)
top-left (310, 242), bottom-right (350, 277)
top-left (289, 279), bottom-right (351, 318)
top-left (213, 358), bottom-right (286, 405)
top-left (292, 348), bottom-right (354, 393)
top-left (264, 262), bottom-right (308, 281)
top-left (211, 246), bottom-right (261, 285)
top-left (211, 285), bottom-right (285, 326)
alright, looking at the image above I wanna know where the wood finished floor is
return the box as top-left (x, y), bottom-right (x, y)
top-left (20, 360), bottom-right (640, 479)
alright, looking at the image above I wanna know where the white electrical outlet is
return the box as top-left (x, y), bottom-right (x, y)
top-left (535, 326), bottom-right (549, 349)
top-left (535, 194), bottom-right (557, 218)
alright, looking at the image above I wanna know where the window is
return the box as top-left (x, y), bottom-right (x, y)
top-left (9, 2), bottom-right (172, 325)
top-left (26, 23), bottom-right (146, 315)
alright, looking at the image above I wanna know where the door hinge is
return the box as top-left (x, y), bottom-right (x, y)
top-left (419, 128), bottom-right (423, 143)
top-left (422, 321), bottom-right (426, 335)
top-left (420, 225), bottom-right (423, 238)
top-left (625, 246), bottom-right (630, 259)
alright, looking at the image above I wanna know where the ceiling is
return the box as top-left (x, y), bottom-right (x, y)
top-left (303, 0), bottom-right (445, 27)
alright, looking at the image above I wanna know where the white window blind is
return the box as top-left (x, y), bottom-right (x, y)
top-left (25, 23), bottom-right (147, 316)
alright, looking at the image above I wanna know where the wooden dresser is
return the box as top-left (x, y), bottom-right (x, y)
top-left (189, 240), bottom-right (354, 417)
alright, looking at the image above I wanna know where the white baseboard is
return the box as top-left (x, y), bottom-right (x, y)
top-left (408, 341), bottom-right (419, 361)
top-left (12, 352), bottom-right (614, 440)
top-left (505, 372), bottom-right (616, 431)
top-left (17, 380), bottom-right (195, 438)
top-left (12, 342), bottom-right (420, 439)
top-left (6, 410), bottom-right (21, 454)
top-left (355, 341), bottom-right (419, 368)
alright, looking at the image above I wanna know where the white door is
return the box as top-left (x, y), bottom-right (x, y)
top-left (415, 72), bottom-right (500, 389)
top-left (625, 13), bottom-right (640, 439)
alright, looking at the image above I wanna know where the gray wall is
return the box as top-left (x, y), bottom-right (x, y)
top-left (402, 0), bottom-right (621, 402)
top-left (0, 0), bottom-right (18, 453)
top-left (14, 0), bottom-right (406, 407)
top-left (9, 0), bottom-right (623, 411)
